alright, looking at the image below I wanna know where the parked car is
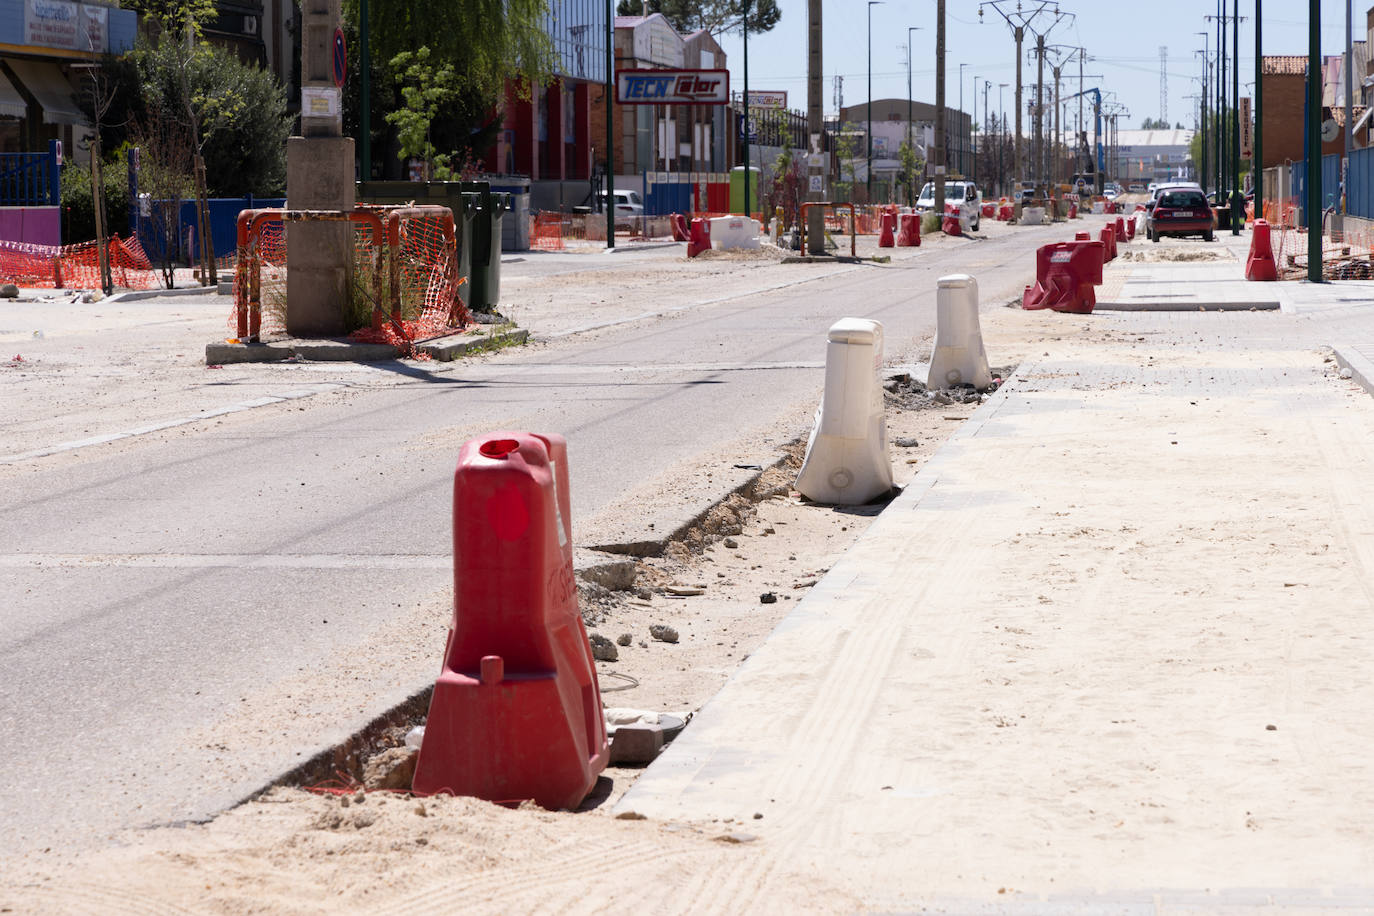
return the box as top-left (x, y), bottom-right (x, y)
top-left (915, 179), bottom-right (983, 230)
top-left (1146, 181), bottom-right (1203, 212)
top-left (1146, 187), bottom-right (1215, 242)
top-left (599, 189), bottom-right (645, 229)
top-left (1128, 183), bottom-right (1146, 193)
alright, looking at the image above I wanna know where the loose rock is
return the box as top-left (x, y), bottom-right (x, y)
top-left (616, 633), bottom-right (633, 646)
top-left (589, 632), bottom-right (619, 661)
top-left (0, 283), bottom-right (18, 299)
top-left (893, 436), bottom-right (920, 448)
top-left (362, 747), bottom-right (417, 791)
top-left (723, 537), bottom-right (739, 549)
top-left (649, 624), bottom-right (679, 643)
top-left (760, 592), bottom-right (778, 604)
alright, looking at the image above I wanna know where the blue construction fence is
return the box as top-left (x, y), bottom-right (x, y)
top-left (132, 195), bottom-right (286, 264)
top-left (1284, 147), bottom-right (1374, 223)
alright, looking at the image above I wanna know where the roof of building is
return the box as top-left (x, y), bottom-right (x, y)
top-left (1114, 129), bottom-right (1194, 147)
top-left (1263, 55), bottom-right (1308, 75)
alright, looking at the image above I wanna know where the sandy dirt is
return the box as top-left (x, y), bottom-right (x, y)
top-left (1, 309), bottom-right (1080, 915)
top-left (1, 221), bottom-right (1115, 914)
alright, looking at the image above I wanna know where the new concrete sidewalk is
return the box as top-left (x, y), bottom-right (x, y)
top-left (617, 232), bottom-right (1374, 911)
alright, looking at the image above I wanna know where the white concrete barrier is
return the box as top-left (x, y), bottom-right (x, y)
top-left (709, 216), bottom-right (762, 250)
top-left (1021, 206), bottom-right (1045, 226)
top-left (927, 274), bottom-right (992, 390)
top-left (1091, 199), bottom-right (1106, 214)
top-left (794, 318), bottom-right (893, 505)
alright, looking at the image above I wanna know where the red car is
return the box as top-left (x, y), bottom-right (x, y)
top-left (1148, 188), bottom-right (1215, 242)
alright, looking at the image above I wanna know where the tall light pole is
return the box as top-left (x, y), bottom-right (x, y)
top-left (972, 74), bottom-right (980, 183)
top-left (959, 62), bottom-right (967, 174)
top-left (1196, 32), bottom-right (1209, 193)
top-left (1306, 0), bottom-right (1321, 281)
top-left (998, 82), bottom-right (1008, 195)
top-left (1254, 0), bottom-right (1262, 217)
top-left (934, 0), bottom-right (945, 214)
top-left (907, 26), bottom-right (922, 205)
top-left (867, 0), bottom-right (883, 201)
top-left (743, 0), bottom-right (751, 217)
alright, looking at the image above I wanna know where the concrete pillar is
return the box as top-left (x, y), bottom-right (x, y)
top-left (511, 85), bottom-right (537, 178)
top-left (285, 0), bottom-right (353, 337)
top-left (573, 82), bottom-right (591, 179)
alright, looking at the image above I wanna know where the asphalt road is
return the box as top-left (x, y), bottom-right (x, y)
top-left (0, 217), bottom-right (1078, 857)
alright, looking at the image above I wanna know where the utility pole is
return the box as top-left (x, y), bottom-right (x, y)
top-left (1306, 0), bottom-right (1322, 281)
top-left (998, 82), bottom-right (1007, 195)
top-left (935, 0), bottom-right (946, 214)
top-left (605, 0), bottom-right (615, 249)
top-left (805, 0), bottom-right (824, 254)
top-left (1196, 33), bottom-right (1209, 191)
top-left (1231, 0), bottom-right (1241, 233)
top-left (867, 0), bottom-right (883, 202)
top-left (1254, 0), bottom-right (1263, 217)
top-left (982, 2), bottom-right (1069, 197)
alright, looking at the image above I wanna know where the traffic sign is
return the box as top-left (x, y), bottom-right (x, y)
top-left (332, 28), bottom-right (347, 88)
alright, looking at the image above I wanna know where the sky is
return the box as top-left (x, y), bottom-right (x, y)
top-left (710, 0), bottom-right (1363, 133)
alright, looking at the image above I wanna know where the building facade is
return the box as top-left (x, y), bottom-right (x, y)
top-left (483, 0), bottom-right (608, 181)
top-left (0, 0), bottom-right (137, 156)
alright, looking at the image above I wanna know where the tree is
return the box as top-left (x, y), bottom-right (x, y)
top-left (897, 139), bottom-right (924, 207)
top-left (832, 130), bottom-right (862, 202)
top-left (344, 0), bottom-right (558, 174)
top-left (1140, 116), bottom-right (1171, 130)
top-left (615, 0), bottom-right (781, 36)
top-left (763, 147), bottom-right (803, 230)
top-left (386, 47), bottom-right (463, 180)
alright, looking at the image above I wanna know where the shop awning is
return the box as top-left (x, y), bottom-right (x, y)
top-left (7, 60), bottom-right (86, 125)
top-left (0, 68), bottom-right (26, 119)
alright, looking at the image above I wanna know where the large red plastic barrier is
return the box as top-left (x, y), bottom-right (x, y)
top-left (1022, 238), bottom-right (1106, 313)
top-left (687, 217), bottom-right (711, 258)
top-left (1100, 224), bottom-right (1117, 262)
top-left (998, 201), bottom-right (1014, 221)
top-left (1123, 214), bottom-right (1136, 240)
top-left (942, 203), bottom-right (962, 236)
top-left (897, 212), bottom-right (921, 247)
top-left (981, 202), bottom-right (995, 218)
top-left (1115, 216), bottom-right (1129, 244)
top-left (412, 432), bottom-right (609, 808)
top-left (878, 209), bottom-right (896, 247)
top-left (671, 213), bottom-right (690, 242)
top-left (1245, 218), bottom-right (1279, 281)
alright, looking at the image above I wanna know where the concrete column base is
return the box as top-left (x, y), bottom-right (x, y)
top-left (285, 136), bottom-right (356, 338)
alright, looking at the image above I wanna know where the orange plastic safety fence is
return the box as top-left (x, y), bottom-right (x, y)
top-left (531, 212), bottom-right (565, 251)
top-left (1262, 197), bottom-right (1374, 280)
top-left (233, 209), bottom-right (467, 352)
top-left (0, 235), bottom-right (159, 290)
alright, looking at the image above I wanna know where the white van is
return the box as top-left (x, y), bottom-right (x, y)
top-left (915, 180), bottom-right (982, 231)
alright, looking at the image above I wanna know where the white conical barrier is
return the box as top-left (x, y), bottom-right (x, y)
top-left (927, 274), bottom-right (992, 390)
top-left (794, 318), bottom-right (893, 505)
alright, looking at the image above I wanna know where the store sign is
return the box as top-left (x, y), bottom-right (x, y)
top-left (746, 90), bottom-right (787, 109)
top-left (616, 69), bottom-right (729, 105)
top-left (25, 0), bottom-right (107, 53)
top-left (1239, 96), bottom-right (1253, 160)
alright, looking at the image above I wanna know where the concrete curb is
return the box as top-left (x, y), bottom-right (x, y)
top-left (417, 327), bottom-right (529, 361)
top-left (1097, 300), bottom-right (1281, 312)
top-left (1331, 344), bottom-right (1374, 397)
top-left (204, 326), bottom-right (530, 365)
top-left (107, 287), bottom-right (221, 303)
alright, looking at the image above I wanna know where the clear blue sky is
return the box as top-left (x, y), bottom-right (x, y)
top-left (712, 0), bottom-right (1362, 131)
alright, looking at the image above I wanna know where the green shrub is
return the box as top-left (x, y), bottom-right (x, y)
top-left (60, 149), bottom-right (132, 245)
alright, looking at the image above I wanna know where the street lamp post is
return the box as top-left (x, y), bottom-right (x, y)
top-left (958, 62), bottom-right (966, 174)
top-left (907, 26), bottom-right (922, 205)
top-left (999, 82), bottom-right (1008, 195)
top-left (972, 74), bottom-right (979, 184)
top-left (867, 0), bottom-right (884, 201)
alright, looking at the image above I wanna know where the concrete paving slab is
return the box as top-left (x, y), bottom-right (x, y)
top-left (617, 317), bottom-right (1374, 904)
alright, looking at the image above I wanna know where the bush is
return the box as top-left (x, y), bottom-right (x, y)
top-left (60, 149), bottom-right (132, 246)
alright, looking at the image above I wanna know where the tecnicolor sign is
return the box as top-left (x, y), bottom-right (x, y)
top-left (616, 69), bottom-right (730, 105)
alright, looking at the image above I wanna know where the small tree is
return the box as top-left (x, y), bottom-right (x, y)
top-left (385, 47), bottom-right (465, 180)
top-left (764, 148), bottom-right (804, 229)
top-left (131, 107), bottom-right (197, 289)
top-left (833, 131), bottom-right (862, 202)
top-left (897, 139), bottom-right (924, 207)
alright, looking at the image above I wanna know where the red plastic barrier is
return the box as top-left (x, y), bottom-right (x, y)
top-left (878, 209), bottom-right (896, 247)
top-left (998, 203), bottom-right (1013, 221)
top-left (1068, 202), bottom-right (1078, 219)
top-left (1123, 215), bottom-right (1136, 240)
top-left (1104, 199), bottom-right (1119, 214)
top-left (1075, 230), bottom-right (1092, 241)
top-left (412, 432), bottom-right (609, 808)
top-left (897, 212), bottom-right (921, 247)
top-left (1100, 224), bottom-right (1117, 262)
top-left (687, 217), bottom-right (711, 258)
top-left (1022, 239), bottom-right (1107, 313)
top-left (1245, 218), bottom-right (1279, 281)
top-left (1115, 216), bottom-right (1129, 244)
top-left (670, 213), bottom-right (690, 242)
top-left (942, 204), bottom-right (962, 237)
top-left (981, 202), bottom-right (995, 218)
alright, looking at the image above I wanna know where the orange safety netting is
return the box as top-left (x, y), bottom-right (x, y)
top-left (0, 234), bottom-right (159, 290)
top-left (531, 212), bottom-right (565, 251)
top-left (233, 208), bottom-right (468, 354)
top-left (1262, 197), bottom-right (1374, 280)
